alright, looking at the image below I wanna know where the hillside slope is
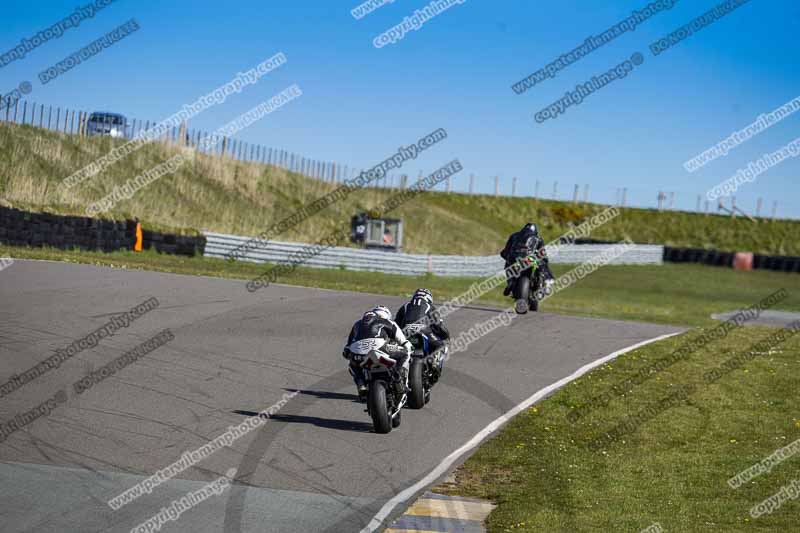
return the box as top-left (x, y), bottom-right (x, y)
top-left (1, 121), bottom-right (798, 256)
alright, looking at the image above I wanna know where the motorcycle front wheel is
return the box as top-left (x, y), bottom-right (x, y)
top-left (368, 381), bottom-right (393, 434)
top-left (514, 274), bottom-right (530, 314)
top-left (408, 359), bottom-right (426, 409)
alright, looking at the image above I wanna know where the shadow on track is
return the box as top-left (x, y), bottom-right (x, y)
top-left (223, 368), bottom-right (518, 533)
top-left (284, 389), bottom-right (361, 402)
top-left (233, 410), bottom-right (373, 433)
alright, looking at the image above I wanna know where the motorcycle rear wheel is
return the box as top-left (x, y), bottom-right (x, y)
top-left (408, 359), bottom-right (426, 409)
top-left (368, 381), bottom-right (393, 434)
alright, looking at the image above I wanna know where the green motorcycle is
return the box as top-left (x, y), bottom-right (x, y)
top-left (510, 254), bottom-right (541, 314)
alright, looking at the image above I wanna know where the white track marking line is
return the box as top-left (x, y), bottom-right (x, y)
top-left (361, 331), bottom-right (683, 532)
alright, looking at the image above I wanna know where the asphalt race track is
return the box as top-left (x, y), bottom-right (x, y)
top-left (0, 260), bottom-right (682, 532)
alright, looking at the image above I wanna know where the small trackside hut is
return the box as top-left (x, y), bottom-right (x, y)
top-left (350, 212), bottom-right (404, 252)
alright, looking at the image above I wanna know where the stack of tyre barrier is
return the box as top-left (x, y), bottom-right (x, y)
top-left (663, 246), bottom-right (800, 273)
top-left (0, 206), bottom-right (205, 257)
top-left (752, 254), bottom-right (800, 273)
top-left (565, 237), bottom-right (798, 273)
top-left (138, 229), bottom-right (205, 256)
top-left (662, 247), bottom-right (735, 267)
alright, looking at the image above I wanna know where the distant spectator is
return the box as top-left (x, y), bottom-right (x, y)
top-left (383, 229), bottom-right (393, 244)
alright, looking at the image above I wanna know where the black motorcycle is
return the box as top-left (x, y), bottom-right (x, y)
top-left (403, 323), bottom-right (445, 409)
top-left (347, 338), bottom-right (408, 434)
top-left (509, 254), bottom-right (542, 314)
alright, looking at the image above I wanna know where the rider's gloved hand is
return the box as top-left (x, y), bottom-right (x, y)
top-left (403, 341), bottom-right (413, 355)
top-left (342, 348), bottom-right (351, 360)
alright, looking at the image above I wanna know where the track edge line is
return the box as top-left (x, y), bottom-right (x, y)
top-left (360, 330), bottom-right (684, 532)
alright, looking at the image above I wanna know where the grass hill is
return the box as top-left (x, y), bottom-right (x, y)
top-left (1, 121), bottom-right (798, 256)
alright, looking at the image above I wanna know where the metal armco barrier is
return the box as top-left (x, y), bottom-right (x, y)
top-left (204, 232), bottom-right (663, 277)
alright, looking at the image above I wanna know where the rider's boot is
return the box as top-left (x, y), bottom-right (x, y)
top-left (438, 344), bottom-right (448, 376)
top-left (503, 277), bottom-right (513, 296)
top-left (428, 345), bottom-right (446, 384)
top-left (349, 364), bottom-right (368, 401)
top-left (401, 358), bottom-right (411, 394)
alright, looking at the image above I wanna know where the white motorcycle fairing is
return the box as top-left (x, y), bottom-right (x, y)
top-left (348, 338), bottom-right (387, 355)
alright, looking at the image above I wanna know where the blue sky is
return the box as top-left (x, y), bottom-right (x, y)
top-left (2, 0), bottom-right (799, 218)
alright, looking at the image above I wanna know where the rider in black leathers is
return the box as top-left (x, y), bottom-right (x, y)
top-left (343, 306), bottom-right (412, 399)
top-left (395, 288), bottom-right (449, 347)
top-left (500, 223), bottom-right (554, 296)
top-left (394, 288), bottom-right (450, 379)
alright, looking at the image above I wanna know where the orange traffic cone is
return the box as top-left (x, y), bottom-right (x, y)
top-left (134, 222), bottom-right (142, 252)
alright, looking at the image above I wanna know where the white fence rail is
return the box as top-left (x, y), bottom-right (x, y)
top-left (203, 232), bottom-right (663, 277)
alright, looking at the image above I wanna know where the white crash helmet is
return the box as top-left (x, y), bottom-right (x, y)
top-left (369, 306), bottom-right (391, 320)
top-left (413, 288), bottom-right (433, 303)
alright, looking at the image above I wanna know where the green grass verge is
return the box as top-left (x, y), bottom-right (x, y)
top-left (3, 121), bottom-right (800, 255)
top-left (1, 244), bottom-right (798, 327)
top-left (438, 326), bottom-right (800, 533)
top-left (1, 245), bottom-right (799, 532)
